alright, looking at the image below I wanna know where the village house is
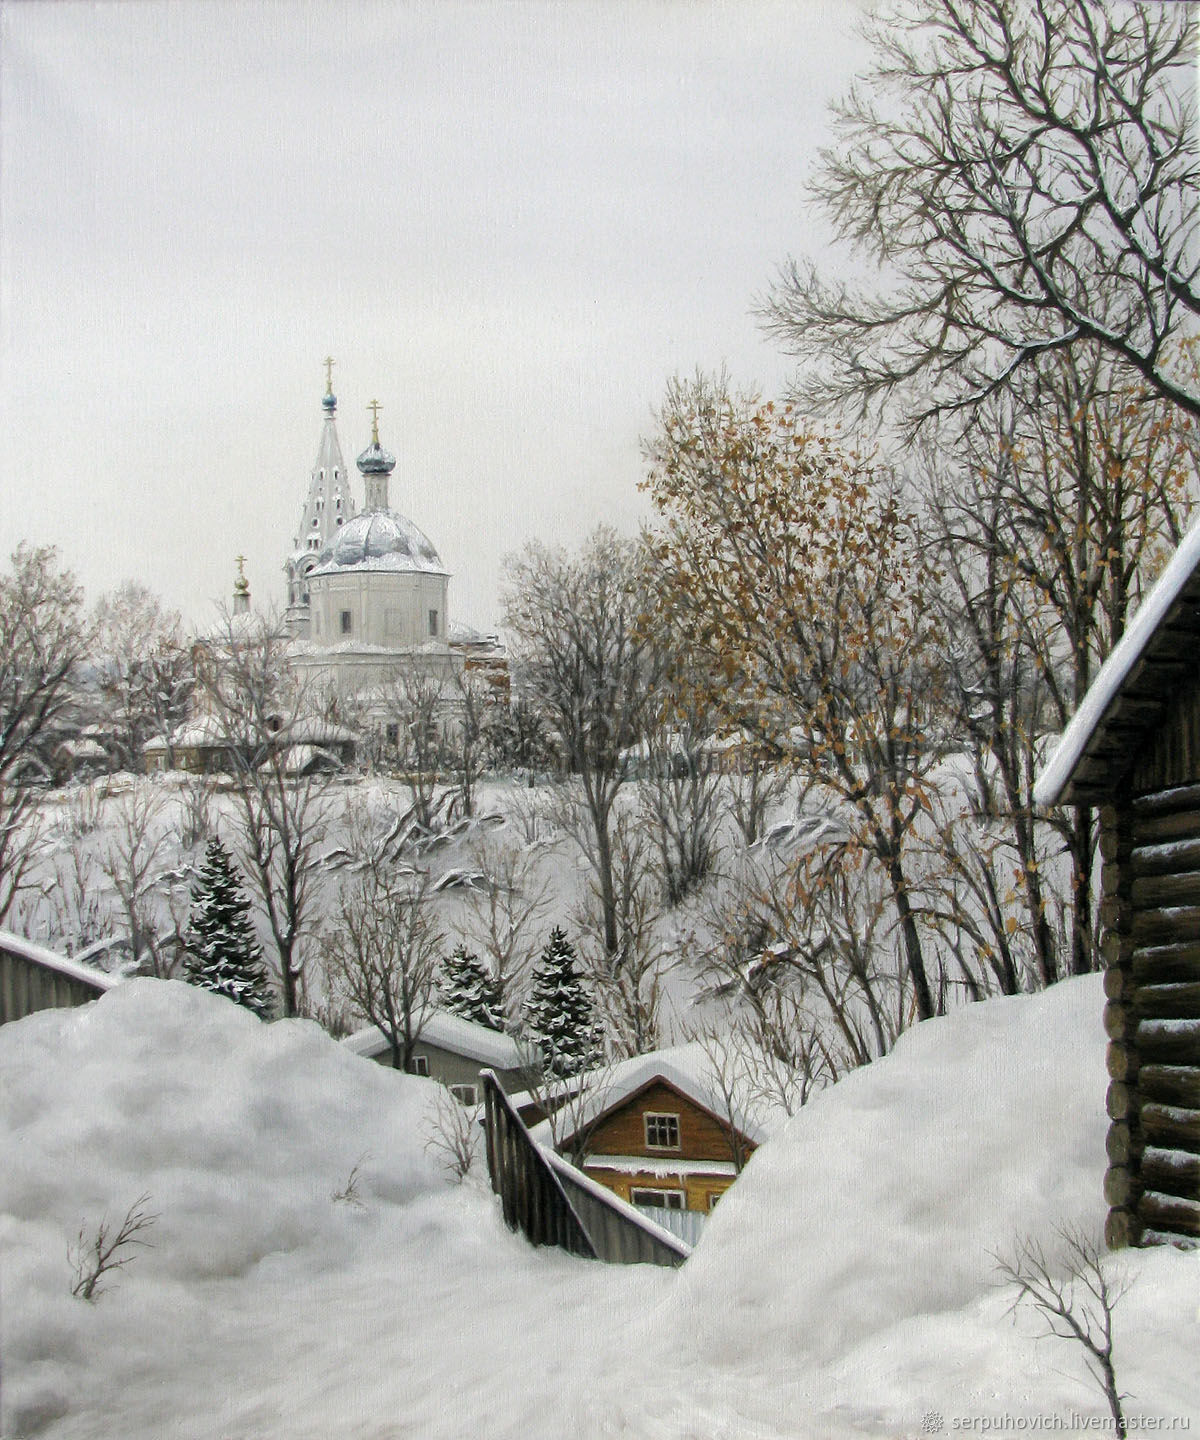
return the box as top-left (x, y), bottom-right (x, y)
top-left (524, 1046), bottom-right (771, 1222)
top-left (1036, 523), bottom-right (1200, 1250)
top-left (342, 1010), bottom-right (529, 1103)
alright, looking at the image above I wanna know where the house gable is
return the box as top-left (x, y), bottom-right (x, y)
top-left (572, 1078), bottom-right (754, 1168)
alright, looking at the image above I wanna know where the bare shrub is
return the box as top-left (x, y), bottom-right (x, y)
top-left (995, 1225), bottom-right (1133, 1438)
top-left (69, 1194), bottom-right (157, 1302)
top-left (423, 1088), bottom-right (482, 1184)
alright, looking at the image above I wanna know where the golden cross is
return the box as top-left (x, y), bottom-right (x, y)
top-left (367, 398), bottom-right (382, 444)
top-left (324, 356), bottom-right (336, 394)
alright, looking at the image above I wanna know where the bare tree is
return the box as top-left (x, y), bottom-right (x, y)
top-left (722, 740), bottom-right (790, 850)
top-left (199, 610), bottom-right (335, 1016)
top-left (996, 1226), bottom-right (1133, 1439)
top-left (574, 806), bottom-right (669, 1058)
top-left (449, 665), bottom-right (491, 819)
top-left (92, 581), bottom-right (193, 770)
top-left (96, 786), bottom-right (176, 977)
top-left (765, 0), bottom-right (1200, 430)
top-left (326, 868), bottom-right (443, 1072)
top-left (503, 527), bottom-right (660, 960)
top-left (919, 347), bottom-right (1198, 988)
top-left (0, 544), bottom-right (88, 925)
top-left (461, 830), bottom-right (552, 1014)
top-left (384, 665), bottom-right (450, 832)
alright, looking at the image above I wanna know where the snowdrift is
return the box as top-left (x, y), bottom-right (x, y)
top-left (1, 975), bottom-right (1196, 1439)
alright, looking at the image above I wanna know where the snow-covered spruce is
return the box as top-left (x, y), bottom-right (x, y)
top-left (183, 838), bottom-right (275, 1019)
top-left (521, 926), bottom-right (603, 1078)
top-left (437, 944), bottom-right (505, 1031)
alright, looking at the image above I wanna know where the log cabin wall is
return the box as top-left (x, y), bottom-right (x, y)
top-left (1100, 674), bottom-right (1200, 1247)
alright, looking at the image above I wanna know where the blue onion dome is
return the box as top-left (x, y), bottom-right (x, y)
top-left (322, 391), bottom-right (337, 412)
top-left (356, 440), bottom-right (396, 475)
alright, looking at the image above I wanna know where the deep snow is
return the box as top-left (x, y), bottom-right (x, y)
top-left (1, 976), bottom-right (1197, 1438)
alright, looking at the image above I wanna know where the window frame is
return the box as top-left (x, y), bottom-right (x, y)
top-left (643, 1112), bottom-right (681, 1151)
top-left (629, 1186), bottom-right (685, 1211)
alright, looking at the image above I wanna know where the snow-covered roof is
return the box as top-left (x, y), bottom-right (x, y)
top-left (309, 510), bottom-right (448, 578)
top-left (526, 1042), bottom-right (777, 1151)
top-left (343, 1010), bottom-right (523, 1069)
top-left (0, 930), bottom-right (122, 994)
top-left (280, 717), bottom-right (357, 745)
top-left (1036, 521), bottom-right (1200, 806)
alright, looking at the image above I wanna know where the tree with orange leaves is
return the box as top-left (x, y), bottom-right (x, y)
top-left (644, 375), bottom-right (947, 1021)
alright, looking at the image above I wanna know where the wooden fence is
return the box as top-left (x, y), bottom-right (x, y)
top-left (481, 1071), bottom-right (691, 1268)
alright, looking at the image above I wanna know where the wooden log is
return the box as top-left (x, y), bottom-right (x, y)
top-left (1133, 982), bottom-right (1200, 1020)
top-left (1137, 1064), bottom-right (1200, 1109)
top-left (1103, 1164), bottom-right (1142, 1209)
top-left (1104, 967), bottom-right (1130, 1002)
top-left (1130, 808), bottom-right (1200, 846)
top-left (1137, 1189), bottom-right (1200, 1238)
top-left (1100, 895), bottom-right (1134, 932)
top-left (1132, 941), bottom-right (1200, 985)
top-left (1141, 1102), bottom-right (1200, 1153)
top-left (1106, 1120), bottom-right (1144, 1167)
top-left (1140, 1146), bottom-right (1200, 1200)
top-left (1132, 783), bottom-right (1200, 817)
top-left (1131, 836), bottom-right (1200, 876)
top-left (1101, 932), bottom-right (1134, 969)
top-left (1131, 905), bottom-right (1200, 946)
top-left (1106, 1081), bottom-right (1138, 1122)
top-left (1135, 1019), bottom-right (1200, 1066)
top-left (1132, 871), bottom-right (1200, 908)
top-left (1105, 1207), bottom-right (1142, 1249)
top-left (1103, 1002), bottom-right (1137, 1043)
top-left (1107, 1041), bottom-right (1140, 1083)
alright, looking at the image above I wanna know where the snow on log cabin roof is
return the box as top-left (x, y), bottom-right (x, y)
top-left (1036, 520), bottom-right (1200, 807)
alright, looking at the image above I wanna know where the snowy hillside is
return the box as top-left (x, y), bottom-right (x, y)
top-left (2, 976), bottom-right (1196, 1438)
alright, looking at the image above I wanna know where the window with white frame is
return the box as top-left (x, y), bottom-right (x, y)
top-left (448, 1084), bottom-right (478, 1106)
top-left (411, 1055), bottom-right (429, 1077)
top-left (630, 1187), bottom-right (684, 1210)
top-left (643, 1112), bottom-right (680, 1150)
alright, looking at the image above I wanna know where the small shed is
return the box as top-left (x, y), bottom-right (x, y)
top-left (0, 930), bottom-right (120, 1027)
top-left (1036, 525), bottom-right (1200, 1249)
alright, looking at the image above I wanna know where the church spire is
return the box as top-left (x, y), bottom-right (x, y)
top-left (357, 399), bottom-right (396, 512)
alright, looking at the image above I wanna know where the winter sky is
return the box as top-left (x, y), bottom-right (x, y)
top-left (0, 0), bottom-right (873, 631)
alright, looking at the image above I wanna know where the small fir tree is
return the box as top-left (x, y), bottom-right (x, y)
top-left (438, 944), bottom-right (505, 1031)
top-left (522, 926), bottom-right (604, 1078)
top-left (184, 838), bottom-right (274, 1020)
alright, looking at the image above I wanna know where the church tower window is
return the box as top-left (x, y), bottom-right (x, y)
top-left (428, 609), bottom-right (439, 637)
top-left (340, 610), bottom-right (352, 635)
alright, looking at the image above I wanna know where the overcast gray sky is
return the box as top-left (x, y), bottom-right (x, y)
top-left (0, 0), bottom-right (872, 630)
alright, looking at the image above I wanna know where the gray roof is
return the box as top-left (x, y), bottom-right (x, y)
top-left (343, 1009), bottom-right (522, 1069)
top-left (309, 510), bottom-right (447, 577)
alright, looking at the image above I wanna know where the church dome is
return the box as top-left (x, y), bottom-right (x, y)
top-left (356, 439), bottom-right (396, 475)
top-left (310, 509), bottom-right (446, 576)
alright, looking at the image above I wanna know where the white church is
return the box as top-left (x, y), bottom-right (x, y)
top-left (282, 361), bottom-right (503, 701)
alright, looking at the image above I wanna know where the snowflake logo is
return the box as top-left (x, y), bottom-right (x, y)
top-left (921, 1412), bottom-right (945, 1435)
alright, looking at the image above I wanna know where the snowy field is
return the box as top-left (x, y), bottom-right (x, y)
top-left (2, 974), bottom-right (1197, 1438)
